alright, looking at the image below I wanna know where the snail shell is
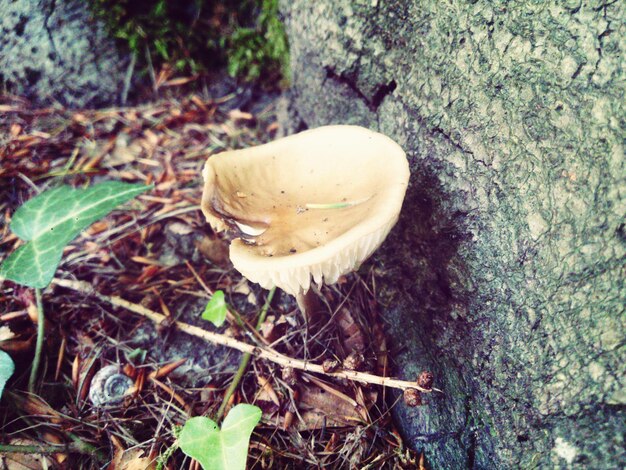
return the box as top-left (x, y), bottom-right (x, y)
top-left (89, 364), bottom-right (134, 406)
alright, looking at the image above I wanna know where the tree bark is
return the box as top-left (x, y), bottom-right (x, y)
top-left (279, 1), bottom-right (625, 468)
top-left (0, 0), bottom-right (128, 107)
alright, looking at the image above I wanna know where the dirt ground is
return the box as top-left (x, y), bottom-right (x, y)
top-left (0, 89), bottom-right (426, 469)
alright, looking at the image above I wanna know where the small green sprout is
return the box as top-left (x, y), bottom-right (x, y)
top-left (201, 290), bottom-right (228, 327)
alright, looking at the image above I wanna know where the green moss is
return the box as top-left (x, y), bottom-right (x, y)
top-left (88, 0), bottom-right (289, 85)
top-left (224, 0), bottom-right (290, 84)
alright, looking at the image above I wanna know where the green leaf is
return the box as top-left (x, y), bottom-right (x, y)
top-left (201, 290), bottom-right (227, 327)
top-left (126, 347), bottom-right (147, 364)
top-left (0, 350), bottom-right (15, 399)
top-left (0, 182), bottom-right (151, 288)
top-left (179, 404), bottom-right (262, 470)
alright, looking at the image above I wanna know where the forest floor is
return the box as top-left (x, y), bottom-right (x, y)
top-left (0, 87), bottom-right (425, 469)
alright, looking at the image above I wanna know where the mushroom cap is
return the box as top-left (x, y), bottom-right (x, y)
top-left (201, 125), bottom-right (409, 296)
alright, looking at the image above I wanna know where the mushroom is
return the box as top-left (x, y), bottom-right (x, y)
top-left (201, 125), bottom-right (409, 322)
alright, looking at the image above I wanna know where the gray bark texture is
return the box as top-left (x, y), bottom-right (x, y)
top-left (279, 1), bottom-right (625, 468)
top-left (0, 0), bottom-right (128, 107)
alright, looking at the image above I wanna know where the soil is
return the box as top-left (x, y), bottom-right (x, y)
top-left (0, 83), bottom-right (425, 469)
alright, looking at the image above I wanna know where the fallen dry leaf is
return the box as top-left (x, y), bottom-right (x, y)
top-left (103, 133), bottom-right (142, 167)
top-left (336, 308), bottom-right (366, 352)
top-left (260, 315), bottom-right (288, 342)
top-left (0, 325), bottom-right (16, 342)
top-left (13, 394), bottom-right (64, 425)
top-left (165, 221), bottom-right (194, 236)
top-left (232, 280), bottom-right (257, 305)
top-left (0, 333), bottom-right (35, 354)
top-left (108, 448), bottom-right (157, 470)
top-left (296, 385), bottom-right (376, 429)
top-left (256, 382), bottom-right (376, 431)
top-left (195, 235), bottom-right (230, 267)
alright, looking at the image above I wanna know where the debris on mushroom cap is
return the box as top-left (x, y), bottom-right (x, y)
top-left (201, 125), bottom-right (409, 296)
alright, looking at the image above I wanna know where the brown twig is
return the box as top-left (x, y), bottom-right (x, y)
top-left (52, 278), bottom-right (435, 393)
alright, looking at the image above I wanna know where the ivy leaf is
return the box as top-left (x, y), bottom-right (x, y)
top-left (201, 290), bottom-right (227, 327)
top-left (179, 404), bottom-right (262, 470)
top-left (0, 351), bottom-right (15, 399)
top-left (0, 182), bottom-right (151, 288)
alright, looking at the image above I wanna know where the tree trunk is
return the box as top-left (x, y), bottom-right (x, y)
top-left (279, 1), bottom-right (625, 468)
top-left (0, 0), bottom-right (128, 107)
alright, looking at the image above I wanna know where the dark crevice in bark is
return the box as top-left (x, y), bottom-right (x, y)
top-left (592, 5), bottom-right (614, 78)
top-left (464, 398), bottom-right (477, 469)
top-left (324, 66), bottom-right (396, 112)
top-left (592, 0), bottom-right (618, 11)
top-left (399, 102), bottom-right (484, 166)
top-left (15, 16), bottom-right (28, 36)
top-left (468, 432), bottom-right (477, 468)
top-left (408, 429), bottom-right (464, 443)
top-left (371, 79), bottom-right (397, 108)
top-left (571, 62), bottom-right (585, 80)
top-left (432, 127), bottom-right (475, 158)
top-left (43, 0), bottom-right (60, 60)
top-left (324, 67), bottom-right (367, 102)
top-left (432, 126), bottom-right (496, 170)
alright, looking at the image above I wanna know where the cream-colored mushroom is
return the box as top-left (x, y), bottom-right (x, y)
top-left (201, 125), bottom-right (409, 319)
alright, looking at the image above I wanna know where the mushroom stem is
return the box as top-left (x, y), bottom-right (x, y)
top-left (295, 288), bottom-right (323, 326)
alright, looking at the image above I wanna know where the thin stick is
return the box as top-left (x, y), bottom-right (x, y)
top-left (28, 288), bottom-right (44, 393)
top-left (184, 260), bottom-right (213, 296)
top-left (52, 279), bottom-right (434, 393)
top-left (0, 443), bottom-right (82, 455)
top-left (0, 433), bottom-right (104, 462)
top-left (121, 50), bottom-right (137, 106)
